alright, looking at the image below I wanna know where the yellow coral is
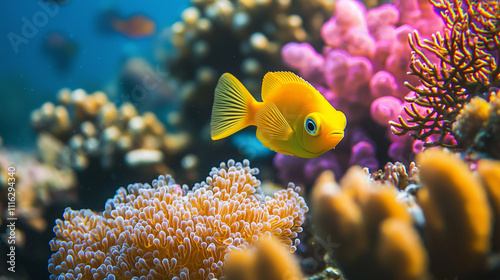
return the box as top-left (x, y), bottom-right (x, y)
top-left (224, 237), bottom-right (304, 280)
top-left (48, 159), bottom-right (308, 279)
top-left (476, 159), bottom-right (500, 252)
top-left (416, 148), bottom-right (491, 278)
top-left (452, 96), bottom-right (490, 147)
top-left (311, 167), bottom-right (427, 280)
top-left (375, 218), bottom-right (428, 280)
top-left (311, 170), bottom-right (367, 262)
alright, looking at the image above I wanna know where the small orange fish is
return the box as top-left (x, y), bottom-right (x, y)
top-left (211, 72), bottom-right (347, 158)
top-left (112, 15), bottom-right (156, 39)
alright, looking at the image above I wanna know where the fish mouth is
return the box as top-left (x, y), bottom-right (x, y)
top-left (327, 130), bottom-right (344, 138)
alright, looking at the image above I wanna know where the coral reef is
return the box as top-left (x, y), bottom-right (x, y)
top-left (391, 0), bottom-right (500, 148)
top-left (48, 159), bottom-right (308, 279)
top-left (275, 0), bottom-right (445, 186)
top-left (452, 89), bottom-right (500, 159)
top-left (31, 88), bottom-right (188, 173)
top-left (477, 159), bottom-right (500, 253)
top-left (311, 148), bottom-right (500, 279)
top-left (0, 142), bottom-right (77, 232)
top-left (365, 161), bottom-right (419, 190)
top-left (311, 168), bottom-right (428, 280)
top-left (0, 141), bottom-right (77, 279)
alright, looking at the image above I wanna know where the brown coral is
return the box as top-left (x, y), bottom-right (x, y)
top-left (390, 0), bottom-right (500, 148)
top-left (48, 159), bottom-right (308, 279)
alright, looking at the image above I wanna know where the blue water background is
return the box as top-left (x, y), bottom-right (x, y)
top-left (0, 0), bottom-right (189, 146)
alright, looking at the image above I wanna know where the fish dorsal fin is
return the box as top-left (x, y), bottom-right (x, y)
top-left (256, 101), bottom-right (293, 141)
top-left (261, 71), bottom-right (313, 101)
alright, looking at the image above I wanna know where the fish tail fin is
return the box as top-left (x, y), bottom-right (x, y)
top-left (211, 73), bottom-right (257, 140)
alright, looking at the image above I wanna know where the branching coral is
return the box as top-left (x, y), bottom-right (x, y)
top-left (391, 0), bottom-right (500, 148)
top-left (48, 159), bottom-right (308, 279)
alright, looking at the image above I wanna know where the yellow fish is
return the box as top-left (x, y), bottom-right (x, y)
top-left (211, 71), bottom-right (347, 158)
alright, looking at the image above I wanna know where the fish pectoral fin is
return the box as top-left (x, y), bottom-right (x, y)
top-left (256, 102), bottom-right (293, 141)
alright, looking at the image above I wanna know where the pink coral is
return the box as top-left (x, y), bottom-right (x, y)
top-left (370, 96), bottom-right (403, 126)
top-left (321, 0), bottom-right (367, 48)
top-left (369, 71), bottom-right (399, 99)
top-left (279, 0), bottom-right (444, 171)
top-left (281, 42), bottom-right (325, 84)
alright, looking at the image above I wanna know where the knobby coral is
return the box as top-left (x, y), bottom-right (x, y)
top-left (391, 0), bottom-right (500, 148)
top-left (48, 159), bottom-right (308, 279)
top-left (311, 168), bottom-right (428, 280)
top-left (224, 237), bottom-right (304, 280)
top-left (365, 161), bottom-right (419, 190)
top-left (312, 148), bottom-right (500, 279)
top-left (31, 88), bottom-right (188, 172)
top-left (416, 148), bottom-right (492, 278)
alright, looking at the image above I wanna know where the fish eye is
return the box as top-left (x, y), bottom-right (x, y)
top-left (305, 118), bottom-right (317, 135)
